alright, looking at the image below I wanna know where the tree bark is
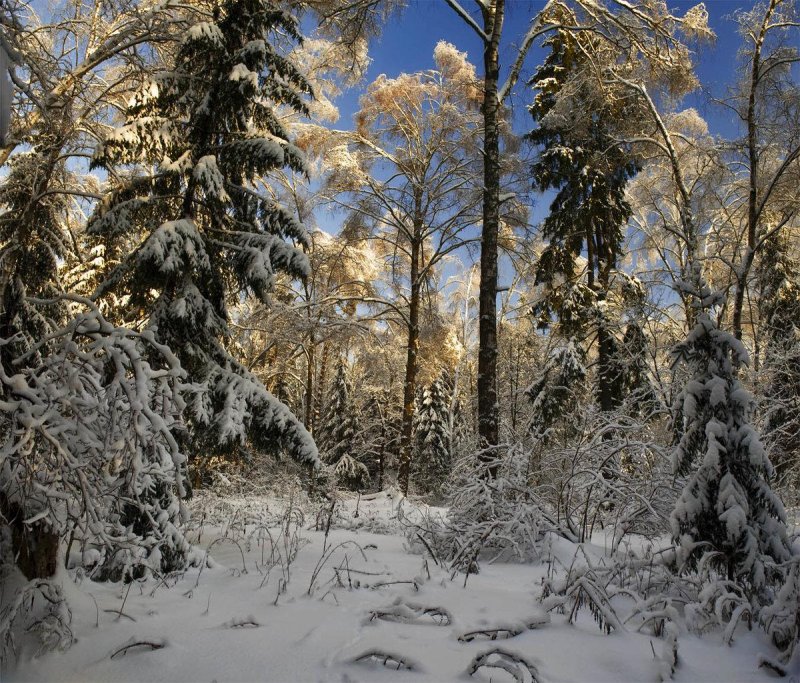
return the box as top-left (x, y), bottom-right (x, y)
top-left (304, 334), bottom-right (315, 432)
top-left (315, 340), bottom-right (330, 427)
top-left (1, 494), bottom-right (59, 579)
top-left (732, 0), bottom-right (778, 342)
top-left (476, 0), bottom-right (504, 467)
top-left (398, 234), bottom-right (421, 495)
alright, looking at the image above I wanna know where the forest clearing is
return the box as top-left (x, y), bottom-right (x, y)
top-left (1, 0), bottom-right (800, 681)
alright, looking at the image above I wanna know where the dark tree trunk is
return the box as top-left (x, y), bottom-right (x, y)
top-left (476, 0), bottom-right (505, 470)
top-left (732, 0), bottom-right (778, 342)
top-left (596, 248), bottom-right (622, 415)
top-left (315, 340), bottom-right (330, 428)
top-left (398, 236), bottom-right (421, 495)
top-left (1, 494), bottom-right (59, 579)
top-left (305, 334), bottom-right (315, 432)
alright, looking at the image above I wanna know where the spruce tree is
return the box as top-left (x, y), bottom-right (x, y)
top-left (759, 239), bottom-right (800, 485)
top-left (527, 21), bottom-right (639, 414)
top-left (617, 321), bottom-right (659, 419)
top-left (526, 340), bottom-right (587, 444)
top-left (413, 373), bottom-right (451, 495)
top-left (670, 277), bottom-right (791, 591)
top-left (318, 362), bottom-right (368, 490)
top-left (89, 0), bottom-right (318, 470)
top-left (361, 387), bottom-right (400, 491)
top-left (441, 368), bottom-right (470, 464)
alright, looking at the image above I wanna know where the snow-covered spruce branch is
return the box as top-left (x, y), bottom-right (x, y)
top-left (0, 296), bottom-right (192, 582)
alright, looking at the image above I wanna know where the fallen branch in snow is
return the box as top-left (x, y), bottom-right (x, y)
top-left (466, 648), bottom-right (541, 683)
top-left (102, 609), bottom-right (136, 623)
top-left (459, 615), bottom-right (550, 643)
top-left (352, 649), bottom-right (415, 670)
top-left (367, 600), bottom-right (452, 626)
top-left (757, 655), bottom-right (789, 677)
top-left (222, 616), bottom-right (260, 629)
top-left (458, 627), bottom-right (523, 642)
top-left (369, 579), bottom-right (419, 591)
top-left (109, 638), bottom-right (166, 659)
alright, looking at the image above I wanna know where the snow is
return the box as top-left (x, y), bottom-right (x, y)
top-left (185, 21), bottom-right (224, 47)
top-left (229, 63), bottom-right (259, 90)
top-left (193, 155), bottom-right (230, 202)
top-left (4, 491), bottom-right (786, 683)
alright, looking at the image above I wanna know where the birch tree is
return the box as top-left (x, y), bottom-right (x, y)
top-left (310, 43), bottom-right (492, 493)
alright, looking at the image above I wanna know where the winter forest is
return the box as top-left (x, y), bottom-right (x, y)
top-left (0, 0), bottom-right (799, 680)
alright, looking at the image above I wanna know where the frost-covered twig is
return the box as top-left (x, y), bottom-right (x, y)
top-left (307, 540), bottom-right (367, 595)
top-left (109, 638), bottom-right (166, 659)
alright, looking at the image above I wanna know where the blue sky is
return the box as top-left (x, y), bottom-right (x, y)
top-left (332, 0), bottom-right (752, 140)
top-left (311, 1), bottom-right (757, 305)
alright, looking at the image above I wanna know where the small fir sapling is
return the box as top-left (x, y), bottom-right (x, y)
top-left (526, 340), bottom-right (587, 443)
top-left (670, 271), bottom-right (791, 594)
top-left (317, 362), bottom-right (369, 490)
top-left (413, 373), bottom-right (452, 495)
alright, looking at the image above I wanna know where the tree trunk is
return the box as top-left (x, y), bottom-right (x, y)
top-left (596, 248), bottom-right (621, 415)
top-left (315, 340), bottom-right (330, 426)
top-left (477, 0), bottom-right (504, 469)
top-left (1, 494), bottom-right (59, 579)
top-left (732, 0), bottom-right (778, 342)
top-left (398, 237), bottom-right (421, 495)
top-left (304, 335), bottom-right (315, 432)
top-left (597, 320), bottom-right (621, 413)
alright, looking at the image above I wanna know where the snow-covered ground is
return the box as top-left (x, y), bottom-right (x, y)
top-left (4, 491), bottom-right (785, 682)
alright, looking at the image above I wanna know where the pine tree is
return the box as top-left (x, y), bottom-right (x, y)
top-left (89, 0), bottom-right (318, 470)
top-left (670, 277), bottom-right (791, 591)
top-left (527, 18), bottom-right (640, 414)
top-left (413, 373), bottom-right (451, 495)
top-left (318, 361), bottom-right (368, 490)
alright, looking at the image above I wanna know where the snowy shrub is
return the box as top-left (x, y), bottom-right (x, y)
top-left (0, 578), bottom-right (73, 664)
top-left (409, 445), bottom-right (544, 575)
top-left (528, 406), bottom-right (676, 546)
top-left (541, 563), bottom-right (624, 634)
top-left (683, 578), bottom-right (753, 641)
top-left (187, 472), bottom-right (312, 538)
top-left (0, 299), bottom-right (191, 582)
top-left (760, 557), bottom-right (800, 674)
